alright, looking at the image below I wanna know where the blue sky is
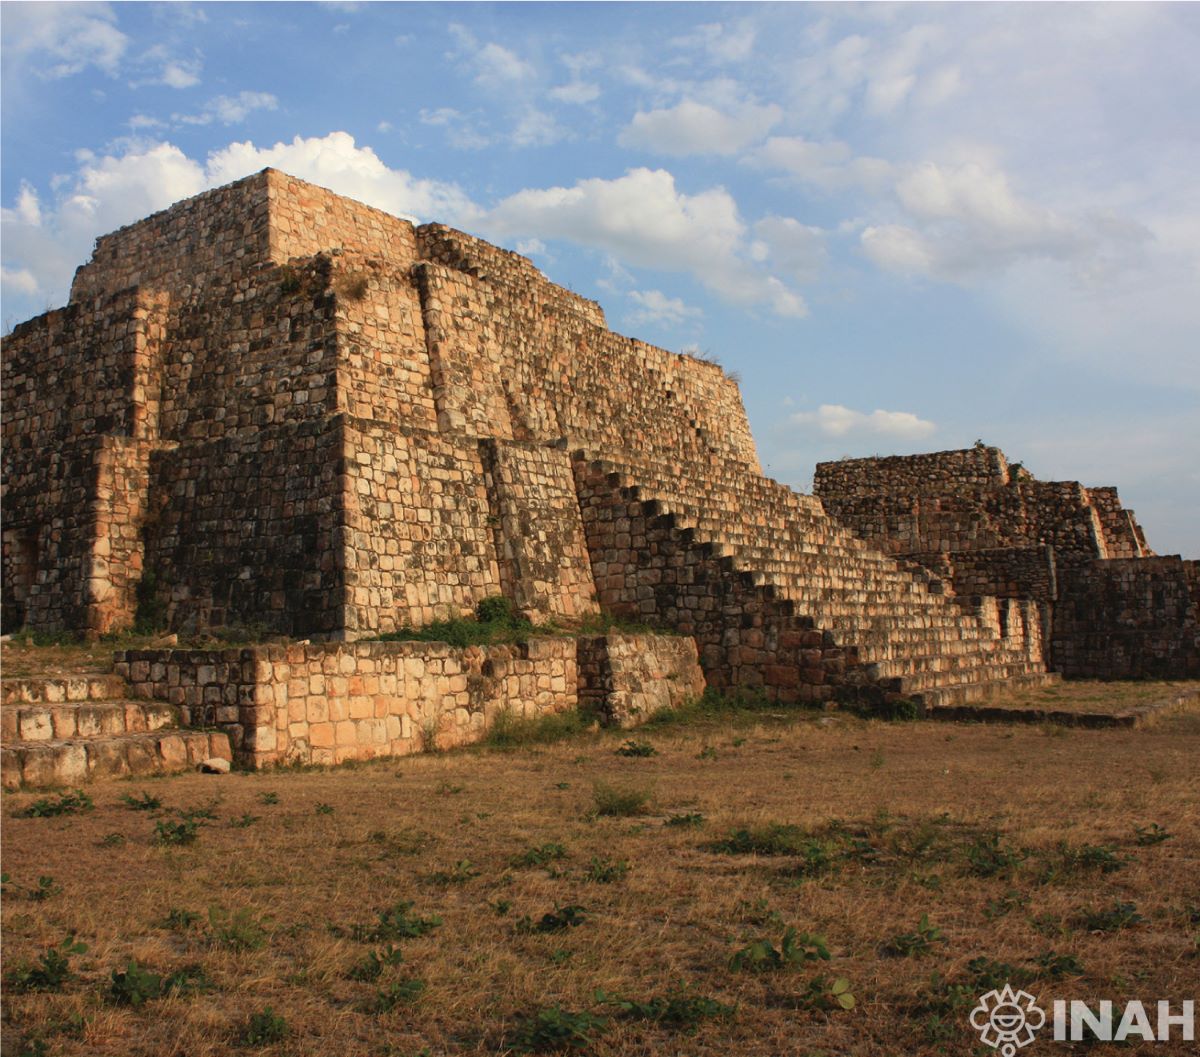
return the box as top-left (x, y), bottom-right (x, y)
top-left (3, 2), bottom-right (1197, 555)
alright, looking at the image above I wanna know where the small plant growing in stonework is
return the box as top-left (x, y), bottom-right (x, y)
top-left (615, 739), bottom-right (657, 758)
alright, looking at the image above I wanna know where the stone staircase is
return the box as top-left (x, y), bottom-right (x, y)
top-left (574, 448), bottom-right (1059, 710)
top-left (1, 672), bottom-right (231, 790)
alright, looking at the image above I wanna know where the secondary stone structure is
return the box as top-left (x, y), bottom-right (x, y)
top-left (815, 448), bottom-right (1198, 679)
top-left (2, 170), bottom-right (1194, 775)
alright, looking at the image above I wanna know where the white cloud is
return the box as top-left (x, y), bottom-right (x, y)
top-left (449, 25), bottom-right (536, 88)
top-left (1, 266), bottom-right (39, 296)
top-left (626, 289), bottom-right (701, 328)
top-left (751, 217), bottom-right (827, 284)
top-left (419, 107), bottom-right (490, 150)
top-left (510, 108), bottom-right (568, 148)
top-left (670, 21), bottom-right (757, 63)
top-left (129, 113), bottom-right (167, 130)
top-left (751, 136), bottom-right (893, 192)
top-left (175, 91), bottom-right (278, 126)
top-left (788, 404), bottom-right (937, 440)
top-left (483, 167), bottom-right (806, 317)
top-left (515, 238), bottom-right (546, 256)
top-left (1, 2), bottom-right (128, 79)
top-left (549, 81), bottom-right (599, 104)
top-left (861, 160), bottom-right (1150, 280)
top-left (1, 133), bottom-right (476, 314)
top-left (159, 60), bottom-right (201, 89)
top-left (619, 99), bottom-right (781, 157)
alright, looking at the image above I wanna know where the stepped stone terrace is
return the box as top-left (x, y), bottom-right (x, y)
top-left (2, 169), bottom-right (1196, 779)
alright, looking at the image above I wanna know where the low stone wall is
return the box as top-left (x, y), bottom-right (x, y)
top-left (115, 632), bottom-right (704, 767)
top-left (577, 633), bottom-right (706, 727)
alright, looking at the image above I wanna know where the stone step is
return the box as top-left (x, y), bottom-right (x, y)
top-left (918, 672), bottom-right (1064, 711)
top-left (1, 674), bottom-right (129, 706)
top-left (1, 730), bottom-right (232, 790)
top-left (2, 700), bottom-right (178, 743)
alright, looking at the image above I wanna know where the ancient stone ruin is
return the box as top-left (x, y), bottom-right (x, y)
top-left (2, 170), bottom-right (1196, 782)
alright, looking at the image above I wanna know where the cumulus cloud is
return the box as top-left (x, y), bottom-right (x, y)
top-left (1, 133), bottom-right (476, 316)
top-left (619, 99), bottom-right (782, 157)
top-left (1, 2), bottom-right (128, 79)
top-left (482, 167), bottom-right (806, 317)
top-left (626, 289), bottom-right (701, 328)
top-left (788, 404), bottom-right (937, 439)
top-left (861, 160), bottom-right (1150, 279)
top-left (751, 136), bottom-right (893, 192)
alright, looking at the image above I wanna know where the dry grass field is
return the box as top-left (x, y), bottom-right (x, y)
top-left (3, 681), bottom-right (1199, 1057)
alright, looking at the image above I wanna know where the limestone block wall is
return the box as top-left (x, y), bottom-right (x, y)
top-left (1051, 558), bottom-right (1200, 678)
top-left (157, 257), bottom-right (340, 442)
top-left (814, 446), bottom-right (1010, 497)
top-left (909, 545), bottom-right (1058, 604)
top-left (69, 168), bottom-right (419, 306)
top-left (1088, 487), bottom-right (1150, 558)
top-left (577, 633), bottom-right (706, 727)
top-left (482, 440), bottom-right (599, 623)
top-left (70, 175), bottom-right (274, 304)
top-left (333, 256), bottom-right (438, 431)
top-left (414, 262), bottom-right (514, 439)
top-left (2, 287), bottom-right (167, 632)
top-left (116, 632), bottom-right (701, 767)
top-left (268, 169), bottom-right (419, 273)
top-left (144, 418), bottom-right (345, 636)
top-left (339, 418), bottom-right (502, 636)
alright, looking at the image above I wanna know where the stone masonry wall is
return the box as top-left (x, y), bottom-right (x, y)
top-left (482, 440), bottom-right (599, 623)
top-left (144, 418), bottom-right (344, 636)
top-left (339, 417), bottom-right (501, 636)
top-left (1051, 558), bottom-right (1200, 678)
top-left (577, 633), bottom-right (706, 727)
top-left (814, 446), bottom-right (1010, 497)
top-left (116, 633), bottom-right (701, 767)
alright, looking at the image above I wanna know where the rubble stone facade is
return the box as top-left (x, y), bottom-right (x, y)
top-left (3, 169), bottom-right (1190, 770)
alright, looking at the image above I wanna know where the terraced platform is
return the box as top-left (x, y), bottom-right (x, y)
top-left (1, 673), bottom-right (231, 790)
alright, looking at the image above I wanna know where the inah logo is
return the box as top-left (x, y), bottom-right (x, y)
top-left (971, 984), bottom-right (1046, 1056)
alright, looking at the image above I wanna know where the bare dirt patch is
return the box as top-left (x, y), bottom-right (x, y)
top-left (3, 691), bottom-right (1198, 1056)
